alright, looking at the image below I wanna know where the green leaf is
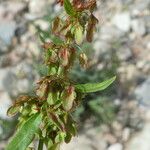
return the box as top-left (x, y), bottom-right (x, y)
top-left (64, 0), bottom-right (76, 17)
top-left (6, 113), bottom-right (42, 150)
top-left (48, 143), bottom-right (60, 150)
top-left (36, 25), bottom-right (64, 45)
top-left (36, 26), bottom-right (50, 42)
top-left (50, 35), bottom-right (64, 45)
top-left (55, 132), bottom-right (66, 143)
top-left (75, 76), bottom-right (116, 93)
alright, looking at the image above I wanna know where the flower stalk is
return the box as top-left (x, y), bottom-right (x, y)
top-left (6, 1), bottom-right (116, 150)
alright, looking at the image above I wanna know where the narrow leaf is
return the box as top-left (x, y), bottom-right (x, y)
top-left (75, 76), bottom-right (116, 93)
top-left (50, 35), bottom-right (64, 45)
top-left (6, 113), bottom-right (42, 150)
top-left (64, 0), bottom-right (76, 16)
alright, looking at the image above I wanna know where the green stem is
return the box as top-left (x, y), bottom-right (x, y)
top-left (38, 139), bottom-right (43, 150)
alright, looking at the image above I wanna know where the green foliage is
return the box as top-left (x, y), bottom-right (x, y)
top-left (64, 0), bottom-right (76, 17)
top-left (88, 97), bottom-right (116, 124)
top-left (0, 118), bottom-right (17, 140)
top-left (75, 76), bottom-right (116, 93)
top-left (6, 114), bottom-right (42, 150)
top-left (6, 1), bottom-right (116, 150)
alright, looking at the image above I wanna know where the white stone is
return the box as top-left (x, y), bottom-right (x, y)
top-left (0, 92), bottom-right (12, 119)
top-left (0, 21), bottom-right (16, 45)
top-left (122, 128), bottom-right (130, 142)
top-left (29, 0), bottom-right (48, 15)
top-left (131, 19), bottom-right (146, 36)
top-left (99, 25), bottom-right (123, 41)
top-left (0, 69), bottom-right (10, 91)
top-left (107, 143), bottom-right (123, 150)
top-left (61, 127), bottom-right (107, 150)
top-left (135, 78), bottom-right (150, 107)
top-left (34, 20), bottom-right (49, 30)
top-left (112, 12), bottom-right (131, 32)
top-left (126, 121), bottom-right (150, 150)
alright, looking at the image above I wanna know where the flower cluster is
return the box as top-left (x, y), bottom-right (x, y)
top-left (6, 1), bottom-right (115, 150)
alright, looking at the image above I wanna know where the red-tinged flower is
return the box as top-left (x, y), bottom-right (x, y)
top-left (59, 48), bottom-right (69, 66)
top-left (73, 0), bottom-right (96, 11)
top-left (61, 85), bottom-right (76, 111)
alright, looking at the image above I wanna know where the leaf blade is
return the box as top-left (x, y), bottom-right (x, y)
top-left (6, 113), bottom-right (42, 150)
top-left (64, 0), bottom-right (76, 17)
top-left (75, 76), bottom-right (116, 93)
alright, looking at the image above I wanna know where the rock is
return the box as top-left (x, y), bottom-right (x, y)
top-left (94, 40), bottom-right (111, 60)
top-left (28, 42), bottom-right (40, 57)
top-left (61, 136), bottom-right (94, 150)
top-left (112, 121), bottom-right (123, 131)
top-left (0, 62), bottom-right (37, 97)
top-left (61, 135), bottom-right (106, 150)
top-left (135, 78), bottom-right (150, 107)
top-left (112, 121), bottom-right (123, 138)
top-left (29, 0), bottom-right (48, 15)
top-left (61, 127), bottom-right (107, 150)
top-left (99, 25), bottom-right (124, 41)
top-left (0, 141), bottom-right (7, 150)
top-left (125, 121), bottom-right (150, 150)
top-left (34, 19), bottom-right (49, 31)
top-left (15, 24), bottom-right (27, 38)
top-left (118, 64), bottom-right (140, 86)
top-left (117, 47), bottom-right (132, 61)
top-left (105, 133), bottom-right (117, 144)
top-left (0, 69), bottom-right (10, 91)
top-left (0, 1), bottom-right (27, 19)
top-left (122, 128), bottom-right (131, 142)
top-left (131, 19), bottom-right (146, 36)
top-left (0, 39), bottom-right (8, 54)
top-left (0, 92), bottom-right (12, 120)
top-left (0, 21), bottom-right (16, 48)
top-left (0, 69), bottom-right (18, 97)
top-left (131, 0), bottom-right (150, 15)
top-left (107, 143), bottom-right (123, 150)
top-left (112, 12), bottom-right (131, 32)
top-left (4, 62), bottom-right (36, 97)
top-left (0, 50), bottom-right (22, 68)
top-left (126, 64), bottom-right (140, 82)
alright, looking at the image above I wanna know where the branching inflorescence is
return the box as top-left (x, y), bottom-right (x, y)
top-left (6, 0), bottom-right (116, 150)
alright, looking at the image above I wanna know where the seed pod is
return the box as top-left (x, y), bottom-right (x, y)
top-left (7, 105), bottom-right (21, 117)
top-left (52, 17), bottom-right (61, 33)
top-left (68, 47), bottom-right (76, 67)
top-left (58, 48), bottom-right (69, 66)
top-left (79, 53), bottom-right (88, 68)
top-left (61, 86), bottom-right (76, 111)
top-left (86, 14), bottom-right (98, 42)
top-left (73, 0), bottom-right (96, 11)
top-left (74, 25), bottom-right (83, 45)
top-left (36, 81), bottom-right (49, 99)
top-left (79, 13), bottom-right (89, 26)
top-left (15, 95), bottom-right (31, 106)
top-left (47, 91), bottom-right (59, 105)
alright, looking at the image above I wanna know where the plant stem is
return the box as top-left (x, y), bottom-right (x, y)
top-left (38, 139), bottom-right (43, 150)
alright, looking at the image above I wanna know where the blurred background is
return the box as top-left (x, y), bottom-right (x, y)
top-left (0, 0), bottom-right (150, 150)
